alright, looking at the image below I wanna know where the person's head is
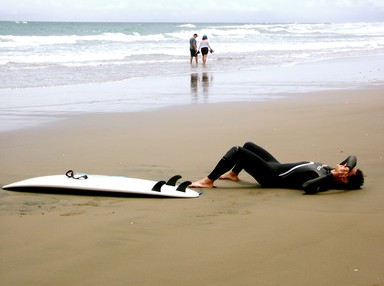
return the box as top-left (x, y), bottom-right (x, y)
top-left (345, 168), bottom-right (364, 190)
top-left (334, 166), bottom-right (365, 190)
top-left (193, 33), bottom-right (198, 38)
top-left (202, 34), bottom-right (208, 40)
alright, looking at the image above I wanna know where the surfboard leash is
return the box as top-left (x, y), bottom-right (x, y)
top-left (66, 170), bottom-right (88, 180)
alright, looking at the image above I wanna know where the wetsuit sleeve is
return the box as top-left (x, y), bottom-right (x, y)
top-left (340, 155), bottom-right (357, 170)
top-left (302, 173), bottom-right (334, 194)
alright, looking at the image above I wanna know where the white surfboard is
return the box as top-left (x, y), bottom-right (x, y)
top-left (2, 170), bottom-right (200, 198)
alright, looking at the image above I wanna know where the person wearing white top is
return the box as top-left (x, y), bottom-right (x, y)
top-left (198, 34), bottom-right (214, 64)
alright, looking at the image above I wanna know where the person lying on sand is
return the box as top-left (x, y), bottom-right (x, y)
top-left (189, 142), bottom-right (364, 194)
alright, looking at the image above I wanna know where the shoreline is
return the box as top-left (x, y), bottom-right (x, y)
top-left (1, 54), bottom-right (383, 133)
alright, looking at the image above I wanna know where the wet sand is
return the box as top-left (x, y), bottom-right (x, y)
top-left (1, 86), bottom-right (384, 285)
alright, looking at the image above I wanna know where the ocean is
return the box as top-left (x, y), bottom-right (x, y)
top-left (1, 21), bottom-right (384, 88)
top-left (1, 21), bottom-right (384, 132)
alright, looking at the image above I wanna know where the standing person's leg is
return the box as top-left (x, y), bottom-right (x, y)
top-left (190, 49), bottom-right (193, 64)
top-left (201, 47), bottom-right (208, 64)
top-left (190, 49), bottom-right (197, 64)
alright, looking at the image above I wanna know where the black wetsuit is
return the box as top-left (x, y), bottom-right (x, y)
top-left (207, 142), bottom-right (357, 194)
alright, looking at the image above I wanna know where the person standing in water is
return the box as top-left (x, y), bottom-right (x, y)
top-left (198, 34), bottom-right (214, 64)
top-left (189, 33), bottom-right (199, 64)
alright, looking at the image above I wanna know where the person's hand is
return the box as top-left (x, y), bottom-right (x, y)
top-left (332, 164), bottom-right (349, 177)
top-left (331, 164), bottom-right (349, 183)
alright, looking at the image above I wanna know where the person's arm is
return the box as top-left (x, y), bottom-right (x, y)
top-left (208, 42), bottom-right (213, 52)
top-left (302, 173), bottom-right (334, 194)
top-left (340, 155), bottom-right (357, 170)
top-left (193, 39), bottom-right (198, 51)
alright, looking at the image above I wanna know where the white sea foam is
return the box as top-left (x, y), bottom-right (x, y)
top-left (1, 22), bottom-right (384, 88)
top-left (178, 24), bottom-right (196, 28)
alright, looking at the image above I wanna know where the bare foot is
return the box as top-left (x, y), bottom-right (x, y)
top-left (189, 177), bottom-right (215, 188)
top-left (219, 171), bottom-right (240, 182)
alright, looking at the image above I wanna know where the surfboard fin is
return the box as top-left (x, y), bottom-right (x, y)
top-left (176, 181), bottom-right (192, 192)
top-left (152, 180), bottom-right (166, 192)
top-left (166, 175), bottom-right (182, 186)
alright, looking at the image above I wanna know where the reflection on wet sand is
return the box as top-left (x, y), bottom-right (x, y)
top-left (190, 72), bottom-right (214, 101)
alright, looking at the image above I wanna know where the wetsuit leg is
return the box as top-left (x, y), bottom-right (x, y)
top-left (232, 142), bottom-right (280, 174)
top-left (207, 145), bottom-right (279, 186)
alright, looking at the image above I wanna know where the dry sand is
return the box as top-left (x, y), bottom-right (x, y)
top-left (1, 86), bottom-right (384, 285)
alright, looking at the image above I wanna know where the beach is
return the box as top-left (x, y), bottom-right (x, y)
top-left (1, 74), bottom-right (384, 285)
top-left (2, 21), bottom-right (384, 285)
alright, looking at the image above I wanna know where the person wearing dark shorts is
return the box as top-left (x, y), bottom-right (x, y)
top-left (189, 142), bottom-right (364, 194)
top-left (201, 47), bottom-right (209, 55)
top-left (189, 33), bottom-right (198, 64)
top-left (198, 34), bottom-right (214, 64)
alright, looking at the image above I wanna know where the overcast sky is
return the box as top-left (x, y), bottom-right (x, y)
top-left (1, 0), bottom-right (384, 23)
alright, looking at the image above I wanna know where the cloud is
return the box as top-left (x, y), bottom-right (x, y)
top-left (1, 0), bottom-right (383, 22)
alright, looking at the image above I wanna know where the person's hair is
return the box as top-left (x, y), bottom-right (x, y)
top-left (345, 169), bottom-right (364, 190)
top-left (202, 35), bottom-right (207, 40)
